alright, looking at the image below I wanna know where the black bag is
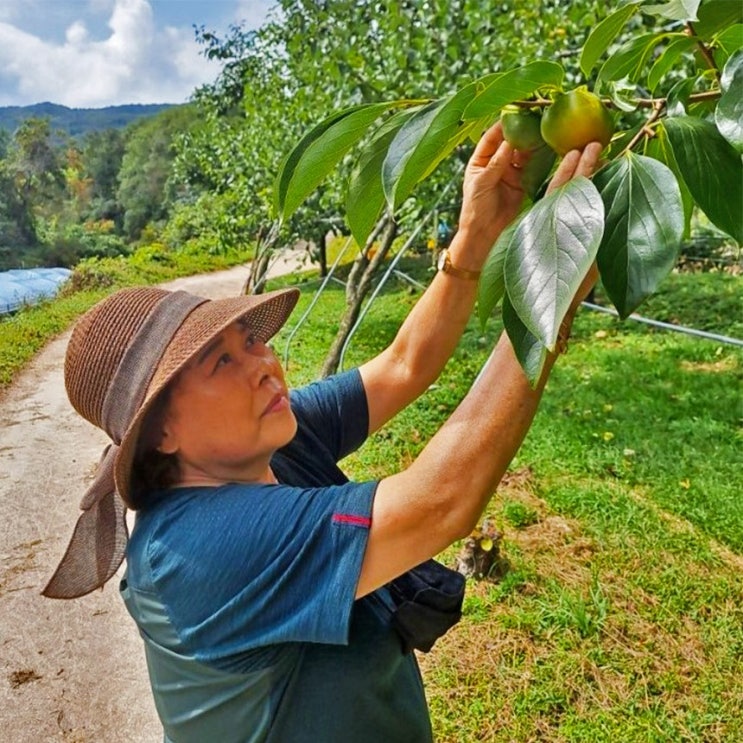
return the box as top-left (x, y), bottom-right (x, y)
top-left (386, 559), bottom-right (466, 653)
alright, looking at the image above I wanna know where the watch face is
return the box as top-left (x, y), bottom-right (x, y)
top-left (437, 250), bottom-right (448, 271)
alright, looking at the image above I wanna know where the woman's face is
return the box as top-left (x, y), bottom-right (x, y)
top-left (157, 320), bottom-right (297, 486)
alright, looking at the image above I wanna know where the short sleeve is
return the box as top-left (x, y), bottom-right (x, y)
top-left (289, 368), bottom-right (369, 461)
top-left (133, 479), bottom-right (376, 667)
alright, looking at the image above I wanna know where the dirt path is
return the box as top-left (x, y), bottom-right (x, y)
top-left (0, 253), bottom-right (309, 742)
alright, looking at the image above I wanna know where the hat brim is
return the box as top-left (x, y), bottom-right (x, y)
top-left (114, 287), bottom-right (300, 506)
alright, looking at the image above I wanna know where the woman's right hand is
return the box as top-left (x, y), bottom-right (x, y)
top-left (545, 142), bottom-right (604, 194)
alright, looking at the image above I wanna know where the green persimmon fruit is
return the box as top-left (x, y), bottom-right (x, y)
top-left (540, 87), bottom-right (614, 155)
top-left (520, 143), bottom-right (557, 199)
top-left (500, 106), bottom-right (545, 151)
top-left (501, 107), bottom-right (556, 197)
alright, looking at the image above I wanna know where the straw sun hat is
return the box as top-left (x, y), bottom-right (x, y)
top-left (43, 285), bottom-right (300, 600)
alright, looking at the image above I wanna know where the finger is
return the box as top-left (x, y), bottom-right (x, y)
top-left (574, 141), bottom-right (604, 178)
top-left (470, 121), bottom-right (505, 166)
top-left (545, 149), bottom-right (581, 194)
top-left (484, 139), bottom-right (515, 180)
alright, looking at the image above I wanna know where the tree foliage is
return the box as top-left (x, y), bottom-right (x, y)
top-left (174, 0), bottom-right (615, 254)
top-left (5, 118), bottom-right (65, 215)
top-left (0, 117), bottom-right (65, 264)
top-left (80, 129), bottom-right (126, 222)
top-left (171, 0), bottom-right (620, 372)
top-left (0, 106), bottom-right (194, 268)
top-left (277, 0), bottom-right (742, 383)
top-left (117, 106), bottom-right (201, 240)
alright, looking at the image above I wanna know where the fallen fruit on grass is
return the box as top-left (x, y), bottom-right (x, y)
top-left (540, 87), bottom-right (614, 155)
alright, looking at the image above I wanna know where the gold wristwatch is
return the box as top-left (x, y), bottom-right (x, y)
top-left (437, 249), bottom-right (481, 280)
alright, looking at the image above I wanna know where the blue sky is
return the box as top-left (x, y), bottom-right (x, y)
top-left (0, 0), bottom-right (274, 108)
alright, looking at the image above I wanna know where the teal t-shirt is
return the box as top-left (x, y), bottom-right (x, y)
top-left (121, 370), bottom-right (432, 742)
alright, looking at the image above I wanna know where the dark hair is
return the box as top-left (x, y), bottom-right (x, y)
top-left (130, 384), bottom-right (179, 509)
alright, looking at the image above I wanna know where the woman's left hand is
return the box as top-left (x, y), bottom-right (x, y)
top-left (456, 121), bottom-right (531, 259)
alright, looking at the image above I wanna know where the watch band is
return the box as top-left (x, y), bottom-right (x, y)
top-left (437, 249), bottom-right (481, 280)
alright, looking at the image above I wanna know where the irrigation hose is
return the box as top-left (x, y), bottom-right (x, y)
top-left (582, 302), bottom-right (743, 348)
top-left (282, 234), bottom-right (355, 368)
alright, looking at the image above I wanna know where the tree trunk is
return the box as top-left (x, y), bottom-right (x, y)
top-left (320, 215), bottom-right (398, 377)
top-left (243, 223), bottom-right (279, 295)
top-left (316, 230), bottom-right (328, 277)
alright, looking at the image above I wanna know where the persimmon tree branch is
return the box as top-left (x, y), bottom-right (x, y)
top-left (513, 90), bottom-right (720, 110)
top-left (619, 99), bottom-right (665, 156)
top-left (686, 22), bottom-right (720, 78)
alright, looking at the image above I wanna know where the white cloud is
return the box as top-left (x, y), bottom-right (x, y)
top-left (0, 0), bottom-right (221, 107)
top-left (66, 21), bottom-right (89, 46)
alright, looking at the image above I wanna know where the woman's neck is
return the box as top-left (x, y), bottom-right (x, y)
top-left (173, 466), bottom-right (278, 488)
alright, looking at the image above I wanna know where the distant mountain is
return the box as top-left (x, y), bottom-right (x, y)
top-left (0, 102), bottom-right (179, 137)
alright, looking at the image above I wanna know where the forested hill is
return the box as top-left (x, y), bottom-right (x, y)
top-left (0, 102), bottom-right (177, 136)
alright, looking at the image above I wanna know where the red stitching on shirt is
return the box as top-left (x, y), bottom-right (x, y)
top-left (332, 513), bottom-right (371, 528)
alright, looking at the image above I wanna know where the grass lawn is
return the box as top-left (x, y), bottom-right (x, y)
top-left (271, 259), bottom-right (742, 742)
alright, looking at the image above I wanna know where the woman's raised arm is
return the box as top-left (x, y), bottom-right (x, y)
top-left (357, 142), bottom-right (603, 598)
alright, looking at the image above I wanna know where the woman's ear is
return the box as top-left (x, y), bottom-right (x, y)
top-left (154, 399), bottom-right (179, 455)
top-left (139, 384), bottom-right (178, 455)
top-left (157, 422), bottom-right (179, 455)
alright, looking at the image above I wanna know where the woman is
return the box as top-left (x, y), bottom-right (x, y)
top-left (44, 123), bottom-right (602, 742)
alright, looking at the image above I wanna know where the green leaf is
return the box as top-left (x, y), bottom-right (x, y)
top-left (593, 153), bottom-right (684, 318)
top-left (346, 109), bottom-right (417, 248)
top-left (694, 0), bottom-right (743, 40)
top-left (477, 220), bottom-right (517, 329)
top-left (598, 32), bottom-right (668, 83)
top-left (472, 72), bottom-right (504, 92)
top-left (503, 177), bottom-right (605, 351)
top-left (642, 0), bottom-right (700, 21)
top-left (468, 115), bottom-right (496, 144)
top-left (663, 116), bottom-right (743, 243)
top-left (462, 62), bottom-right (564, 120)
top-left (665, 76), bottom-right (697, 116)
top-left (382, 84), bottom-right (478, 210)
top-left (721, 45), bottom-right (743, 89)
top-left (715, 24), bottom-right (743, 58)
top-left (502, 294), bottom-right (547, 388)
top-left (580, 4), bottom-right (640, 77)
top-left (644, 127), bottom-right (694, 237)
top-left (647, 35), bottom-right (698, 91)
top-left (604, 80), bottom-right (643, 112)
top-left (716, 49), bottom-right (743, 152)
top-left (274, 100), bottom-right (407, 221)
top-left (378, 102), bottom-right (439, 211)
